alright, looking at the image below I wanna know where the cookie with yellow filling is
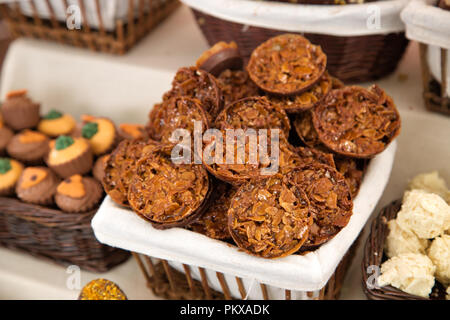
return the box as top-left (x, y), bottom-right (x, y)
top-left (55, 175), bottom-right (103, 213)
top-left (0, 115), bottom-right (14, 155)
top-left (16, 166), bottom-right (59, 205)
top-left (118, 123), bottom-right (147, 140)
top-left (0, 158), bottom-right (24, 196)
top-left (38, 110), bottom-right (76, 137)
top-left (6, 130), bottom-right (50, 164)
top-left (1, 89), bottom-right (40, 131)
top-left (46, 135), bottom-right (93, 178)
top-left (80, 115), bottom-right (118, 156)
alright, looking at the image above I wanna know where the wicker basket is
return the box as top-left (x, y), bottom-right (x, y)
top-left (189, 6), bottom-right (409, 83)
top-left (0, 196), bottom-right (130, 273)
top-left (132, 236), bottom-right (360, 300)
top-left (362, 200), bottom-right (447, 300)
top-left (0, 0), bottom-right (180, 55)
top-left (401, 0), bottom-right (450, 116)
top-left (419, 43), bottom-right (450, 116)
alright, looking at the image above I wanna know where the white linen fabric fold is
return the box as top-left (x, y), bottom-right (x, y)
top-left (401, 0), bottom-right (450, 50)
top-left (92, 142), bottom-right (396, 297)
top-left (401, 0), bottom-right (450, 95)
top-left (181, 0), bottom-right (408, 36)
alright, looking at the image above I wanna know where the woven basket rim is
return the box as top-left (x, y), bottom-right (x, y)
top-left (361, 199), bottom-right (446, 300)
top-left (0, 196), bottom-right (96, 228)
top-left (182, 0), bottom-right (407, 36)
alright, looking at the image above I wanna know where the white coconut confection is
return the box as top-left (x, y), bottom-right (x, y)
top-left (408, 171), bottom-right (450, 204)
top-left (378, 253), bottom-right (436, 298)
top-left (397, 190), bottom-right (450, 239)
top-left (385, 219), bottom-right (429, 258)
top-left (427, 234), bottom-right (450, 287)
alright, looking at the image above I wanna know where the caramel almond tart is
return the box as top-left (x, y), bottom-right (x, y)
top-left (289, 163), bottom-right (353, 251)
top-left (0, 157), bottom-right (23, 196)
top-left (203, 130), bottom-right (303, 186)
top-left (147, 96), bottom-right (209, 145)
top-left (55, 174), bottom-right (103, 213)
top-left (190, 181), bottom-right (236, 240)
top-left (292, 75), bottom-right (345, 148)
top-left (214, 96), bottom-right (291, 138)
top-left (127, 145), bottom-right (211, 230)
top-left (334, 157), bottom-right (367, 198)
top-left (247, 34), bottom-right (327, 96)
top-left (37, 109), bottom-right (76, 137)
top-left (78, 279), bottom-right (127, 300)
top-left (103, 138), bottom-right (160, 207)
top-left (294, 146), bottom-right (365, 198)
top-left (293, 110), bottom-right (324, 149)
top-left (162, 66), bottom-right (223, 120)
top-left (294, 146), bottom-right (335, 168)
top-left (0, 114), bottom-right (14, 155)
top-left (228, 171), bottom-right (312, 259)
top-left (79, 115), bottom-right (120, 156)
top-left (196, 41), bottom-right (243, 77)
top-left (265, 71), bottom-right (332, 113)
top-left (1, 89), bottom-right (40, 131)
top-left (205, 97), bottom-right (297, 185)
top-left (46, 135), bottom-right (93, 178)
top-left (6, 129), bottom-right (50, 164)
top-left (216, 69), bottom-right (260, 106)
top-left (312, 85), bottom-right (401, 158)
top-left (16, 166), bottom-right (60, 205)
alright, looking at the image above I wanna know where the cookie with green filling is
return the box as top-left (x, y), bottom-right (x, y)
top-left (79, 115), bottom-right (119, 156)
top-left (38, 109), bottom-right (76, 137)
top-left (46, 135), bottom-right (93, 178)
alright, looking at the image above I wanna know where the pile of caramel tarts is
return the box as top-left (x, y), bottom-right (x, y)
top-left (103, 34), bottom-right (400, 258)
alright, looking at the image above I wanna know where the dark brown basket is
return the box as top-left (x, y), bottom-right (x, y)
top-left (0, 196), bottom-right (130, 273)
top-left (0, 0), bottom-right (180, 55)
top-left (132, 235), bottom-right (361, 300)
top-left (362, 200), bottom-right (447, 300)
top-left (419, 43), bottom-right (450, 116)
top-left (190, 8), bottom-right (409, 83)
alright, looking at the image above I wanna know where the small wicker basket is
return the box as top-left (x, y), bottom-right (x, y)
top-left (0, 197), bottom-right (130, 273)
top-left (0, 0), bottom-right (180, 55)
top-left (419, 43), bottom-right (450, 116)
top-left (401, 0), bottom-right (450, 116)
top-left (132, 236), bottom-right (360, 300)
top-left (362, 200), bottom-right (447, 300)
top-left (187, 2), bottom-right (409, 83)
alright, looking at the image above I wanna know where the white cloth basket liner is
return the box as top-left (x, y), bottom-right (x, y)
top-left (401, 0), bottom-right (450, 95)
top-left (180, 0), bottom-right (408, 36)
